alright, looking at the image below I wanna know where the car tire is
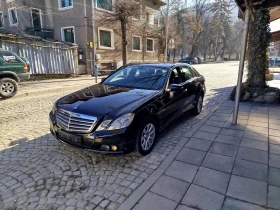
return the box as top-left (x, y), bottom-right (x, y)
top-left (191, 93), bottom-right (204, 116)
top-left (0, 78), bottom-right (18, 99)
top-left (135, 117), bottom-right (158, 156)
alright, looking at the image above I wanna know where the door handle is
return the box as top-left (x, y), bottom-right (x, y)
top-left (183, 89), bottom-right (188, 92)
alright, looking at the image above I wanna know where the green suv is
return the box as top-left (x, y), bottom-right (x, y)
top-left (0, 49), bottom-right (30, 98)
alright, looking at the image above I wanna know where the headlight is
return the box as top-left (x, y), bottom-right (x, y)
top-left (96, 119), bottom-right (112, 131)
top-left (96, 113), bottom-right (135, 131)
top-left (51, 103), bottom-right (57, 115)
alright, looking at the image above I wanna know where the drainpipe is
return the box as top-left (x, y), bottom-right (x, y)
top-left (84, 0), bottom-right (89, 73)
top-left (44, 0), bottom-right (54, 27)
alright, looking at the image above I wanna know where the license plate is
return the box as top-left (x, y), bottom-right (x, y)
top-left (58, 130), bottom-right (82, 144)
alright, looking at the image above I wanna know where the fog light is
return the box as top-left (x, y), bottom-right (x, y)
top-left (111, 145), bottom-right (118, 151)
top-left (100, 145), bottom-right (110, 151)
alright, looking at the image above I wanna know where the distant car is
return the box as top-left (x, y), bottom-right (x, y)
top-left (0, 49), bottom-right (30, 98)
top-left (179, 57), bottom-right (198, 64)
top-left (49, 63), bottom-right (206, 155)
top-left (269, 57), bottom-right (280, 67)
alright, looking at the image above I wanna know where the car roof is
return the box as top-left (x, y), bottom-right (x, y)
top-left (124, 63), bottom-right (191, 69)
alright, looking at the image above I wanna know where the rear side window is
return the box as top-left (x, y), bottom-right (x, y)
top-left (0, 52), bottom-right (21, 63)
top-left (181, 66), bottom-right (194, 82)
top-left (191, 67), bottom-right (200, 76)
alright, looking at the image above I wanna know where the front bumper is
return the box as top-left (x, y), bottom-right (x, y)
top-left (49, 113), bottom-right (135, 154)
top-left (17, 72), bottom-right (30, 82)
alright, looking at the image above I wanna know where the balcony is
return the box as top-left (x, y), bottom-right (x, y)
top-left (25, 27), bottom-right (54, 40)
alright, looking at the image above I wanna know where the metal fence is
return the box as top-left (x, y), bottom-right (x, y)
top-left (0, 34), bottom-right (79, 74)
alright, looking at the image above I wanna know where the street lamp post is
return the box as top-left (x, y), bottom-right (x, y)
top-left (164, 0), bottom-right (170, 63)
top-left (91, 0), bottom-right (96, 81)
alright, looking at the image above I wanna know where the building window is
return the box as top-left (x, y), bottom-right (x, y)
top-left (61, 27), bottom-right (75, 43)
top-left (146, 38), bottom-right (154, 52)
top-left (146, 13), bottom-right (154, 25)
top-left (58, 0), bottom-right (73, 10)
top-left (132, 36), bottom-right (141, 51)
top-left (0, 12), bottom-right (4, 28)
top-left (31, 9), bottom-right (42, 28)
top-left (96, 0), bottom-right (112, 11)
top-left (98, 28), bottom-right (114, 49)
top-left (8, 8), bottom-right (18, 26)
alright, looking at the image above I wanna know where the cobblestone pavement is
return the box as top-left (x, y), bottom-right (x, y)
top-left (0, 62), bottom-right (238, 210)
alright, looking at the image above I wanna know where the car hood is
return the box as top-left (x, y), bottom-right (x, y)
top-left (57, 84), bottom-right (160, 119)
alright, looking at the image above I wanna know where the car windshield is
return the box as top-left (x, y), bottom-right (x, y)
top-left (103, 65), bottom-right (168, 90)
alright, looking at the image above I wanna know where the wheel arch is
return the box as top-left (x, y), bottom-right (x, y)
top-left (0, 72), bottom-right (20, 82)
top-left (136, 106), bottom-right (160, 128)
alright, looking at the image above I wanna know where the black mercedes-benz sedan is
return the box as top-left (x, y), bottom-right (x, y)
top-left (49, 63), bottom-right (206, 155)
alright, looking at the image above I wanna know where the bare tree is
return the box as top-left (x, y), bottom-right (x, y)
top-left (147, 0), bottom-right (184, 61)
top-left (184, 0), bottom-right (214, 57)
top-left (96, 0), bottom-right (142, 65)
top-left (227, 20), bottom-right (243, 60)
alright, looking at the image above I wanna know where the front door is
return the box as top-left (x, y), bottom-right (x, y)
top-left (158, 67), bottom-right (186, 126)
top-left (31, 9), bottom-right (41, 29)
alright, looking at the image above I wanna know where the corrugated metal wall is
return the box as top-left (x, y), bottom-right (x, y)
top-left (0, 35), bottom-right (79, 74)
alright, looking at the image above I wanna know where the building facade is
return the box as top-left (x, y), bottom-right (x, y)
top-left (0, 0), bottom-right (165, 74)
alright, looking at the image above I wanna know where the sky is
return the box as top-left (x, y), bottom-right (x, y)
top-left (270, 19), bottom-right (280, 32)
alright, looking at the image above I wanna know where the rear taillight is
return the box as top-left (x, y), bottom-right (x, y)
top-left (23, 64), bottom-right (28, 72)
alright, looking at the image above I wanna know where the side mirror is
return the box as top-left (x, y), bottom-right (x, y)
top-left (170, 84), bottom-right (183, 91)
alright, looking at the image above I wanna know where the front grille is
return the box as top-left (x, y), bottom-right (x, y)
top-left (56, 109), bottom-right (97, 133)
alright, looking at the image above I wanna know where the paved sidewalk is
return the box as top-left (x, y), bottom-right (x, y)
top-left (16, 76), bottom-right (101, 98)
top-left (119, 100), bottom-right (280, 210)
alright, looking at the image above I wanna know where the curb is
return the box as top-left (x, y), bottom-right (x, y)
top-left (117, 100), bottom-right (227, 210)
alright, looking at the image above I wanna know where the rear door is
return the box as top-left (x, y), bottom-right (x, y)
top-left (0, 51), bottom-right (25, 74)
top-left (180, 65), bottom-right (197, 111)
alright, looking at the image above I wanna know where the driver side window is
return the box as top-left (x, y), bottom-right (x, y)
top-left (168, 68), bottom-right (181, 87)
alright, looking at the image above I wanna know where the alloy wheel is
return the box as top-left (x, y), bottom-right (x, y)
top-left (197, 96), bottom-right (203, 113)
top-left (141, 123), bottom-right (156, 151)
top-left (1, 82), bottom-right (15, 96)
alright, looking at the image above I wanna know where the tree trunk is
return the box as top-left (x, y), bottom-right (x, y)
top-left (121, 21), bottom-right (127, 65)
top-left (203, 53), bottom-right (207, 62)
top-left (247, 9), bottom-right (271, 88)
top-left (220, 48), bottom-right (225, 59)
top-left (189, 44), bottom-right (197, 57)
top-left (142, 35), bottom-right (145, 62)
